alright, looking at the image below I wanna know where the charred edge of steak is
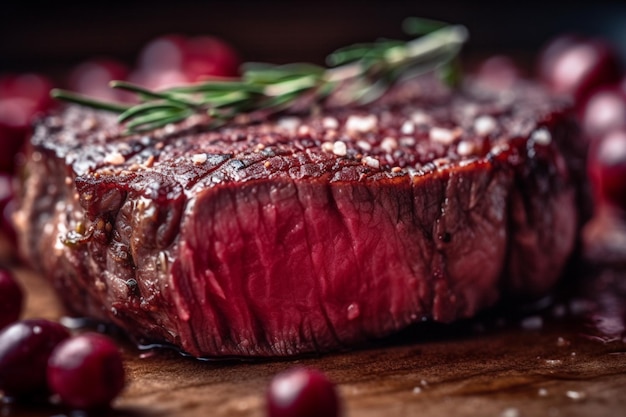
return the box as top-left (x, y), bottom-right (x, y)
top-left (14, 77), bottom-right (585, 357)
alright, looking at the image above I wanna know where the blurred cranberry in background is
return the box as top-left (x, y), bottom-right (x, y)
top-left (588, 128), bottom-right (626, 212)
top-left (0, 73), bottom-right (55, 239)
top-left (0, 73), bottom-right (53, 112)
top-left (68, 58), bottom-right (130, 102)
top-left (0, 73), bottom-right (55, 173)
top-left (474, 55), bottom-right (523, 89)
top-left (0, 101), bottom-right (35, 173)
top-left (130, 33), bottom-right (240, 90)
top-left (537, 35), bottom-right (622, 105)
top-left (581, 87), bottom-right (626, 140)
top-left (130, 34), bottom-right (190, 90)
top-left (184, 35), bottom-right (241, 80)
top-left (537, 34), bottom-right (583, 83)
top-left (137, 34), bottom-right (188, 72)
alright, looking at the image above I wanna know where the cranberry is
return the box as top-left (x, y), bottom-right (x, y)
top-left (47, 332), bottom-right (125, 409)
top-left (0, 269), bottom-right (22, 330)
top-left (588, 128), bottom-right (626, 211)
top-left (266, 367), bottom-right (340, 417)
top-left (0, 319), bottom-right (70, 397)
top-left (131, 34), bottom-right (190, 90)
top-left (68, 58), bottom-right (130, 102)
top-left (581, 86), bottom-right (626, 140)
top-left (0, 73), bottom-right (54, 113)
top-left (183, 35), bottom-right (240, 80)
top-left (0, 73), bottom-right (54, 173)
top-left (537, 34), bottom-right (583, 82)
top-left (474, 55), bottom-right (523, 89)
top-left (537, 35), bottom-right (621, 104)
top-left (137, 34), bottom-right (188, 73)
top-left (0, 99), bottom-right (37, 173)
top-left (132, 34), bottom-right (240, 90)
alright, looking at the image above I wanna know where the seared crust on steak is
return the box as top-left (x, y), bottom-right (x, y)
top-left (15, 77), bottom-right (583, 357)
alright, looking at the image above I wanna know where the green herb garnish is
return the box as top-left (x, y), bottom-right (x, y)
top-left (51, 18), bottom-right (468, 133)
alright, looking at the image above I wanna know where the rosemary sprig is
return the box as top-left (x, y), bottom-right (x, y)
top-left (50, 90), bottom-right (131, 113)
top-left (51, 18), bottom-right (468, 133)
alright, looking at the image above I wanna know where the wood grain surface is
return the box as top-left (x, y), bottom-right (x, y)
top-left (2, 244), bottom-right (626, 417)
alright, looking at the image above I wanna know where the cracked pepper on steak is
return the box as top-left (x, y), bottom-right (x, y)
top-left (14, 77), bottom-right (584, 357)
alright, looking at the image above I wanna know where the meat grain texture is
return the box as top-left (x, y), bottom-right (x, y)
top-left (14, 77), bottom-right (585, 357)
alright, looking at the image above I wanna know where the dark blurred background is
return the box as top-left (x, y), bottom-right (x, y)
top-left (2, 0), bottom-right (626, 82)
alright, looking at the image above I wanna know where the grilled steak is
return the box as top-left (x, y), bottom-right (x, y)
top-left (14, 77), bottom-right (584, 357)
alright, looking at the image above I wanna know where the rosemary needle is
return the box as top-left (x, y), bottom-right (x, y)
top-left (50, 89), bottom-right (130, 113)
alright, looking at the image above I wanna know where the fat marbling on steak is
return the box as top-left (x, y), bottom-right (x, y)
top-left (15, 77), bottom-right (584, 357)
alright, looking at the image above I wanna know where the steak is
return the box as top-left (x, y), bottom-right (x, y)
top-left (14, 77), bottom-right (584, 357)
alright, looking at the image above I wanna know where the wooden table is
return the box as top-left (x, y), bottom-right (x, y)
top-left (2, 239), bottom-right (626, 417)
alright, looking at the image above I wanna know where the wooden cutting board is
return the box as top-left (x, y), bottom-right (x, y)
top-left (2, 246), bottom-right (626, 417)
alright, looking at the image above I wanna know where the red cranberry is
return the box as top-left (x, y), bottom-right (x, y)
top-left (137, 34), bottom-right (188, 72)
top-left (588, 128), bottom-right (626, 211)
top-left (132, 34), bottom-right (240, 89)
top-left (474, 55), bottom-right (523, 89)
top-left (47, 332), bottom-right (125, 409)
top-left (0, 319), bottom-right (70, 397)
top-left (267, 367), bottom-right (340, 417)
top-left (68, 58), bottom-right (130, 102)
top-left (537, 34), bottom-right (583, 82)
top-left (132, 34), bottom-right (191, 90)
top-left (0, 269), bottom-right (22, 330)
top-left (0, 99), bottom-right (37, 173)
top-left (537, 35), bottom-right (621, 104)
top-left (581, 86), bottom-right (626, 140)
top-left (0, 73), bottom-right (54, 173)
top-left (0, 73), bottom-right (54, 113)
top-left (183, 35), bottom-right (241, 80)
